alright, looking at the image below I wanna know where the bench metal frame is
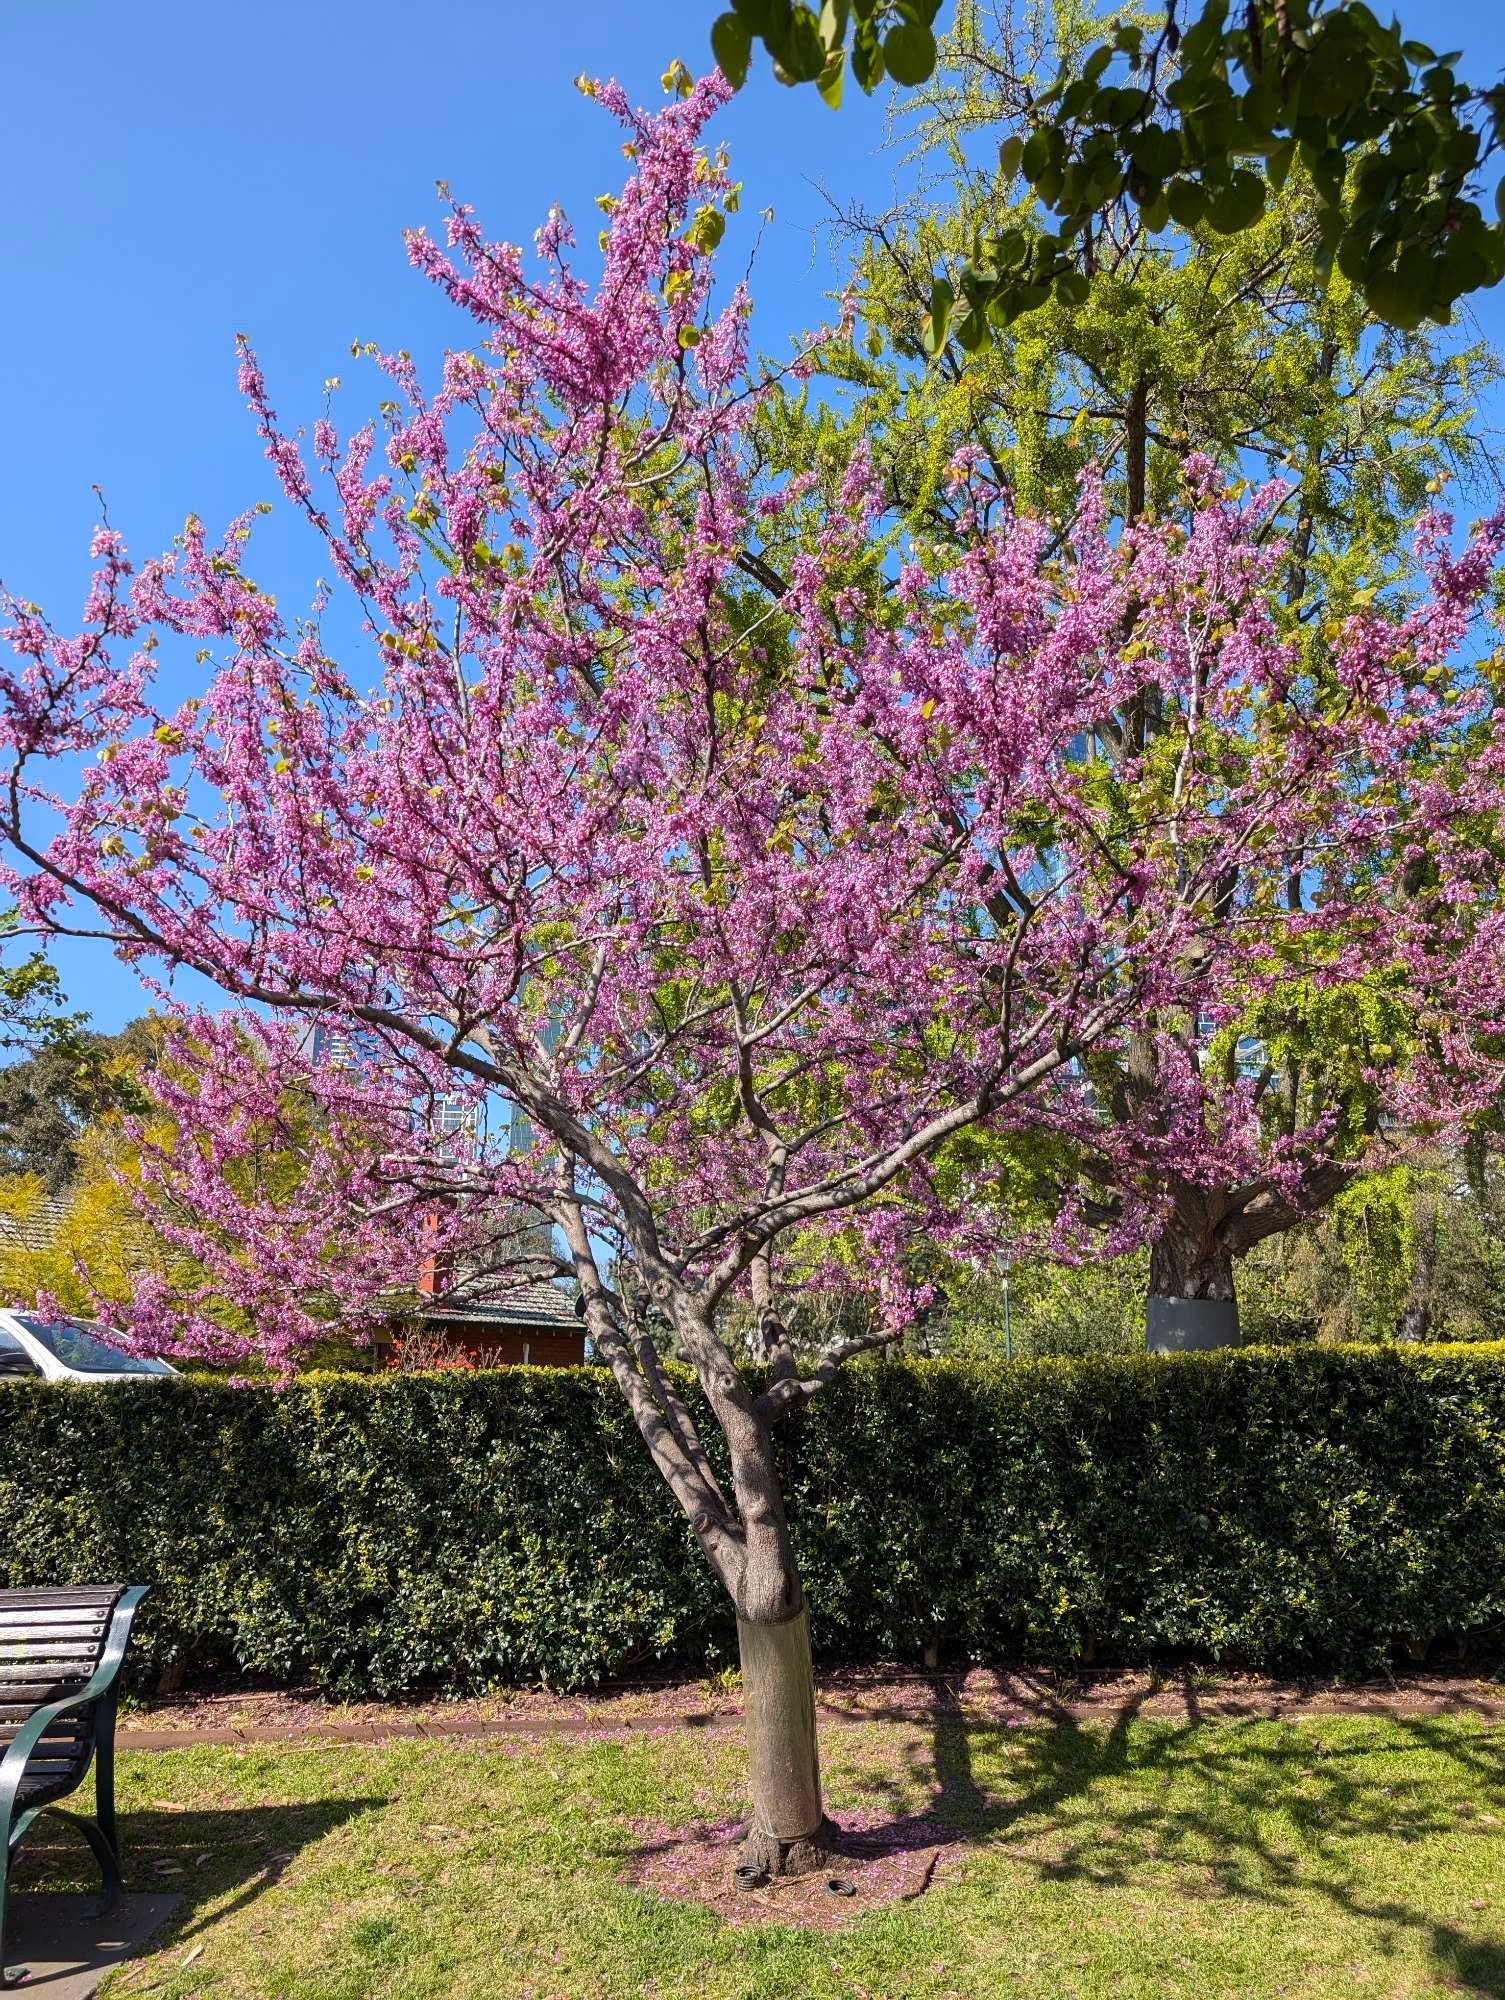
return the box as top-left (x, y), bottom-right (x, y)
top-left (0, 1586), bottom-right (148, 1987)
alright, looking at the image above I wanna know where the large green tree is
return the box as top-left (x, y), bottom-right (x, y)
top-left (0, 1011), bottom-right (154, 1192)
top-left (766, 2), bottom-right (1496, 570)
top-left (736, 8), bottom-right (1504, 1342)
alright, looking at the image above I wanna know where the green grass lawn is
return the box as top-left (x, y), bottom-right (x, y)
top-left (9, 1704), bottom-right (1505, 1999)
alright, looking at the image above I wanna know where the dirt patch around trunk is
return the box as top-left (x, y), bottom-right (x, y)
top-left (621, 1806), bottom-right (967, 1929)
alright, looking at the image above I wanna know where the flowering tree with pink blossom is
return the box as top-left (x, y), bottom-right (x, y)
top-left (925, 479), bottom-right (1505, 1350)
top-left (4, 73), bottom-right (1504, 1871)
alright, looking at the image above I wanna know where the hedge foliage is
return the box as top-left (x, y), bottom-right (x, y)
top-left (2, 1346), bottom-right (1504, 1693)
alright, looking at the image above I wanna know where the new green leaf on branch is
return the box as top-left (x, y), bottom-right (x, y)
top-left (712, 0), bottom-right (1505, 338)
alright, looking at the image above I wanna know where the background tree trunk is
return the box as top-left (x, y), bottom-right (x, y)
top-left (1145, 1194), bottom-right (1241, 1352)
top-left (1397, 1193), bottom-right (1440, 1342)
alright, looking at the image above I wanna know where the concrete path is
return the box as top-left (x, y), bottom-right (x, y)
top-left (2, 1894), bottom-right (179, 1999)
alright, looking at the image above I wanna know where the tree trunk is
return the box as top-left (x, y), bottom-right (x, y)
top-left (1145, 1198), bottom-right (1240, 1352)
top-left (1397, 1199), bottom-right (1439, 1343)
top-left (723, 1441), bottom-right (831, 1878)
top-left (735, 1603), bottom-right (830, 1878)
top-left (663, 1291), bottom-right (831, 1879)
top-left (559, 1236), bottom-right (832, 1882)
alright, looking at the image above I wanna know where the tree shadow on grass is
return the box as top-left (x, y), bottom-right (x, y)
top-left (825, 1683), bottom-right (1505, 1993)
top-left (8, 1794), bottom-right (385, 1944)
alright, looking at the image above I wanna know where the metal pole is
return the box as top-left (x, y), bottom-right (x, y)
top-left (1004, 1275), bottom-right (1012, 1362)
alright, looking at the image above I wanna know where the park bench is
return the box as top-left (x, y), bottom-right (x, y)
top-left (0, 1585), bottom-right (149, 1987)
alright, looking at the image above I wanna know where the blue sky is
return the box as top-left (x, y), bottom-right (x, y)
top-left (2, 0), bottom-right (1503, 1032)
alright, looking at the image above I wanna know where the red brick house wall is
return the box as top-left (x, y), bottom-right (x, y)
top-left (440, 1327), bottom-right (585, 1368)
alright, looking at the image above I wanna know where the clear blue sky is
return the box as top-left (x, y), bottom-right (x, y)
top-left (2, 0), bottom-right (1503, 1032)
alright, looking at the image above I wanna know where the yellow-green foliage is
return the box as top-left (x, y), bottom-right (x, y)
top-left (0, 1117), bottom-right (174, 1315)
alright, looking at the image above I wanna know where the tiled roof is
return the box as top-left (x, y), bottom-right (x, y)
top-left (0, 1185), bottom-right (583, 1333)
top-left (0, 1190), bottom-right (74, 1254)
top-left (419, 1280), bottom-right (581, 1332)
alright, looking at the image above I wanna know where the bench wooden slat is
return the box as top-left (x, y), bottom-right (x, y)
top-left (0, 1668), bottom-right (91, 1681)
top-left (0, 1669), bottom-right (98, 1684)
top-left (0, 1632), bottom-right (107, 1648)
top-left (0, 1632), bottom-right (105, 1649)
top-left (0, 1592), bottom-right (125, 1608)
top-left (0, 1639), bottom-right (106, 1656)
top-left (0, 1608), bottom-right (111, 1624)
top-left (0, 1668), bottom-right (98, 1681)
top-left (0, 1649), bottom-right (104, 1663)
top-left (0, 1672), bottom-right (91, 1686)
top-left (0, 1616), bottom-right (114, 1629)
top-left (0, 1650), bottom-right (95, 1664)
top-left (0, 1601), bottom-right (113, 1617)
top-left (0, 1628), bottom-right (105, 1642)
top-left (0, 1591), bottom-right (122, 1611)
top-left (0, 1642), bottom-right (104, 1658)
top-left (0, 1666), bottom-right (100, 1678)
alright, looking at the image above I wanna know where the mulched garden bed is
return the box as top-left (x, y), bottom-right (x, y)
top-left (621, 1805), bottom-right (967, 1930)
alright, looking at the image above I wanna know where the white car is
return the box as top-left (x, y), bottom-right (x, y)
top-left (0, 1308), bottom-right (178, 1384)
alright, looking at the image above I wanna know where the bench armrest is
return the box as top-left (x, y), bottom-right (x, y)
top-left (0, 1587), bottom-right (150, 1821)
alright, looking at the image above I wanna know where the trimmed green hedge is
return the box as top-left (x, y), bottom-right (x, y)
top-left (2, 1347), bottom-right (1504, 1693)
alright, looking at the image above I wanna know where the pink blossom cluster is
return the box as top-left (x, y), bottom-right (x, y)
top-left (2, 75), bottom-right (1503, 1371)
